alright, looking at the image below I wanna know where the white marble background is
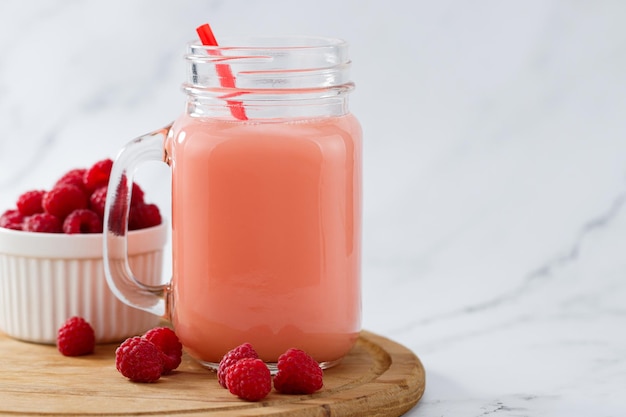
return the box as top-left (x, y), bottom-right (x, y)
top-left (1, 1), bottom-right (626, 415)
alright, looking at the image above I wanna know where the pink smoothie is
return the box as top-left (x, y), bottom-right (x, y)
top-left (167, 114), bottom-right (362, 364)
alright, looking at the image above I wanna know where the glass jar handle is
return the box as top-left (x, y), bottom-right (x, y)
top-left (103, 123), bottom-right (172, 318)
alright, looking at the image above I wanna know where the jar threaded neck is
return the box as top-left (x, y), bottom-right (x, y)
top-left (183, 36), bottom-right (354, 120)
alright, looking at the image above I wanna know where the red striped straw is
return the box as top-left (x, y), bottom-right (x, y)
top-left (196, 23), bottom-right (248, 120)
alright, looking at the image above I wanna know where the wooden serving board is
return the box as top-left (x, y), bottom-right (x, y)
top-left (0, 330), bottom-right (425, 416)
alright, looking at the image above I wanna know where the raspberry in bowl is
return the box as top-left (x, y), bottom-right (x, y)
top-left (0, 159), bottom-right (166, 344)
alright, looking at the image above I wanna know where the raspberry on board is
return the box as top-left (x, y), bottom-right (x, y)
top-left (225, 358), bottom-right (272, 401)
top-left (54, 168), bottom-right (87, 191)
top-left (57, 316), bottom-right (96, 356)
top-left (83, 159), bottom-right (113, 192)
top-left (273, 348), bottom-right (323, 395)
top-left (16, 190), bottom-right (45, 216)
top-left (63, 209), bottom-right (103, 234)
top-left (0, 209), bottom-right (24, 230)
top-left (143, 327), bottom-right (183, 374)
top-left (23, 213), bottom-right (62, 233)
top-left (42, 184), bottom-right (88, 220)
top-left (217, 342), bottom-right (259, 388)
top-left (115, 337), bottom-right (163, 383)
top-left (128, 203), bottom-right (162, 231)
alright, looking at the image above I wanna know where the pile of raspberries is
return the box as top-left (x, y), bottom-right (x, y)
top-left (0, 158), bottom-right (161, 234)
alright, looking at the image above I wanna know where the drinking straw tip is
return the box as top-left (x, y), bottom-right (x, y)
top-left (197, 23), bottom-right (218, 46)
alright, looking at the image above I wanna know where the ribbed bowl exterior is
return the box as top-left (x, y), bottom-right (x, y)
top-left (0, 224), bottom-right (167, 344)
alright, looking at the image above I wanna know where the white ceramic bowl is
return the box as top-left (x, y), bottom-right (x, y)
top-left (0, 223), bottom-right (167, 344)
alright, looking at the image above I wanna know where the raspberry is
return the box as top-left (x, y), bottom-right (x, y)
top-left (225, 358), bottom-right (272, 401)
top-left (88, 186), bottom-right (107, 219)
top-left (57, 316), bottom-right (95, 356)
top-left (23, 213), bottom-right (62, 233)
top-left (42, 184), bottom-right (88, 220)
top-left (89, 184), bottom-right (143, 220)
top-left (130, 183), bottom-right (145, 207)
top-left (128, 203), bottom-right (162, 231)
top-left (115, 337), bottom-right (163, 383)
top-left (0, 209), bottom-right (24, 230)
top-left (217, 342), bottom-right (259, 388)
top-left (62, 209), bottom-right (103, 234)
top-left (16, 190), bottom-right (45, 216)
top-left (83, 159), bottom-right (113, 192)
top-left (54, 168), bottom-right (87, 191)
top-left (143, 327), bottom-right (183, 374)
top-left (273, 348), bottom-right (323, 394)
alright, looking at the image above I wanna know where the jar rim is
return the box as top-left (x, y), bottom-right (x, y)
top-left (187, 35), bottom-right (348, 51)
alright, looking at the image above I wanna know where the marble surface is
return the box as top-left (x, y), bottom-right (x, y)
top-left (1, 1), bottom-right (626, 415)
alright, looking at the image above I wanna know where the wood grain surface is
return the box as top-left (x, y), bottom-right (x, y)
top-left (0, 330), bottom-right (425, 416)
